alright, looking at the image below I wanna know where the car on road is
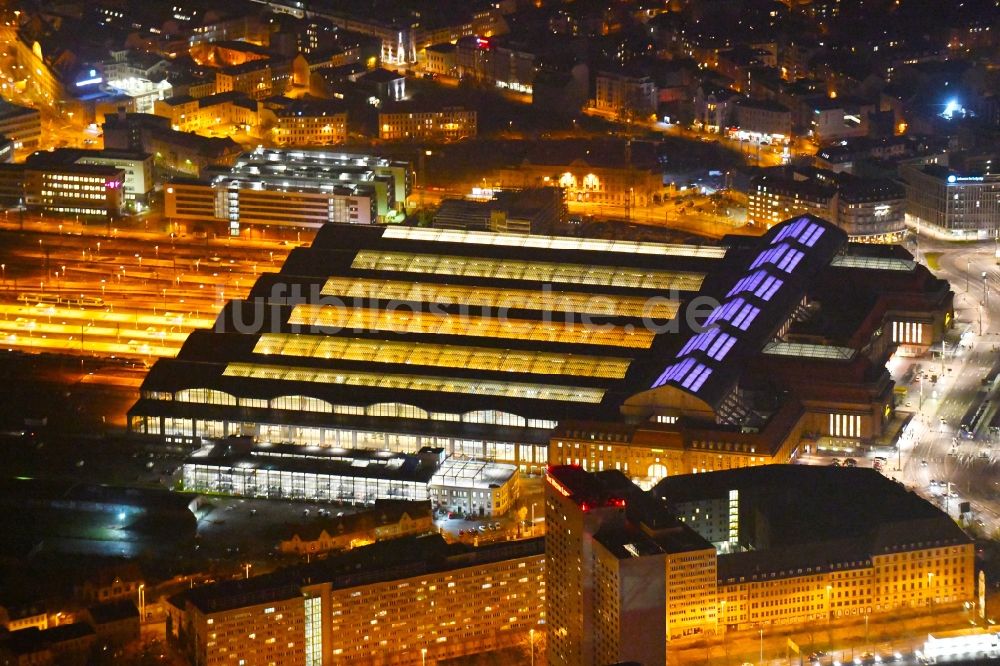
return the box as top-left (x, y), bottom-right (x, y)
top-left (844, 458), bottom-right (858, 467)
top-left (921, 459), bottom-right (928, 467)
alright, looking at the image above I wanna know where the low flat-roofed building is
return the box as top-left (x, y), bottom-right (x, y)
top-left (0, 100), bottom-right (41, 154)
top-left (181, 441), bottom-right (518, 516)
top-left (84, 600), bottom-right (140, 648)
top-left (166, 535), bottom-right (544, 666)
top-left (0, 623), bottom-right (95, 666)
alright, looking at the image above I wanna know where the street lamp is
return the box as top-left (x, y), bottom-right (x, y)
top-left (759, 627), bottom-right (764, 666)
top-left (421, 647), bottom-right (427, 666)
top-left (529, 628), bottom-right (535, 666)
top-left (138, 583), bottom-right (145, 623)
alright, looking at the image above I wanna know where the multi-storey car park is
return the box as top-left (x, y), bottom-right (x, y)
top-left (164, 147), bottom-right (410, 236)
top-left (129, 215), bottom-right (953, 507)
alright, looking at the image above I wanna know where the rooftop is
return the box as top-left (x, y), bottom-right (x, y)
top-left (177, 534), bottom-right (543, 615)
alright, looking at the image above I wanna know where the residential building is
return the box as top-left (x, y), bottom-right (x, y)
top-left (166, 535), bottom-right (544, 666)
top-left (747, 171), bottom-right (836, 227)
top-left (836, 176), bottom-right (906, 242)
top-left (748, 168), bottom-right (906, 241)
top-left (154, 92), bottom-right (261, 135)
top-left (264, 99), bottom-right (348, 147)
top-left (379, 104), bottom-right (476, 141)
top-left (594, 69), bottom-right (657, 120)
top-left (215, 58), bottom-right (292, 100)
top-left (735, 99), bottom-right (792, 141)
top-left (424, 43), bottom-right (457, 77)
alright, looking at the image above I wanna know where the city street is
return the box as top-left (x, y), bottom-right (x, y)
top-left (790, 236), bottom-right (1000, 538)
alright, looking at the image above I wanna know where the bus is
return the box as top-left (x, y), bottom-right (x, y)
top-left (960, 389), bottom-right (990, 438)
top-left (984, 358), bottom-right (1000, 388)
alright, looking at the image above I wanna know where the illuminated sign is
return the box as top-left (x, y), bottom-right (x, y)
top-left (546, 474), bottom-right (572, 498)
top-left (874, 205), bottom-right (891, 217)
top-left (76, 68), bottom-right (101, 87)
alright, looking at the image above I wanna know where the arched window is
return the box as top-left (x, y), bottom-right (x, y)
top-left (648, 463), bottom-right (668, 482)
top-left (174, 389), bottom-right (237, 406)
top-left (366, 403), bottom-right (429, 419)
top-left (270, 395), bottom-right (334, 413)
top-left (462, 410), bottom-right (526, 427)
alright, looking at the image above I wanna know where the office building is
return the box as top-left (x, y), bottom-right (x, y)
top-left (130, 216), bottom-right (950, 491)
top-left (0, 161), bottom-right (125, 218)
top-left (546, 464), bottom-right (974, 665)
top-left (900, 164), bottom-right (1000, 239)
top-left (378, 104), bottom-right (476, 142)
top-left (0, 100), bottom-right (41, 154)
top-left (23, 148), bottom-right (154, 208)
top-left (163, 147), bottom-right (410, 235)
top-left (166, 535), bottom-right (544, 666)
